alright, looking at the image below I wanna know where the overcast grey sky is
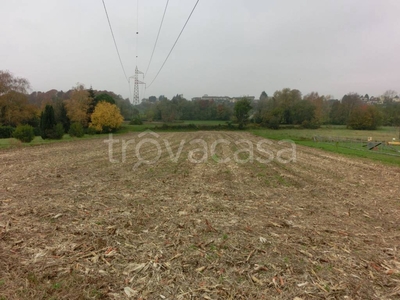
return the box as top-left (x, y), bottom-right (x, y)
top-left (1, 0), bottom-right (400, 101)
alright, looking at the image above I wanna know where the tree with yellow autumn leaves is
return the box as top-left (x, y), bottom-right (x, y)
top-left (90, 101), bottom-right (124, 133)
top-left (64, 84), bottom-right (124, 133)
top-left (64, 84), bottom-right (91, 127)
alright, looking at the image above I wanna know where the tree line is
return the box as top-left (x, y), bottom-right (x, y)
top-left (1, 70), bottom-right (400, 139)
top-left (139, 89), bottom-right (400, 130)
top-left (252, 90), bottom-right (387, 130)
top-left (0, 70), bottom-right (125, 142)
top-left (135, 94), bottom-right (233, 122)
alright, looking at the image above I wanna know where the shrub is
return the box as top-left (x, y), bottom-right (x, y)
top-left (0, 126), bottom-right (15, 138)
top-left (187, 123), bottom-right (197, 129)
top-left (129, 118), bottom-right (143, 125)
top-left (301, 120), bottom-right (320, 129)
top-left (40, 105), bottom-right (56, 139)
top-left (33, 126), bottom-right (41, 136)
top-left (53, 123), bottom-right (65, 139)
top-left (68, 122), bottom-right (84, 137)
top-left (13, 125), bottom-right (35, 143)
top-left (347, 105), bottom-right (382, 130)
top-left (45, 123), bottom-right (64, 139)
top-left (267, 117), bottom-right (280, 129)
top-left (90, 102), bottom-right (124, 133)
top-left (234, 98), bottom-right (252, 129)
top-left (86, 127), bottom-right (97, 135)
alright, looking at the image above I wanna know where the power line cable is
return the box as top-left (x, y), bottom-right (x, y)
top-left (144, 0), bottom-right (170, 78)
top-left (136, 0), bottom-right (139, 64)
top-left (147, 0), bottom-right (200, 89)
top-left (101, 0), bottom-right (129, 82)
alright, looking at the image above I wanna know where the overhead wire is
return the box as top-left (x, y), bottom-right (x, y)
top-left (101, 0), bottom-right (129, 82)
top-left (144, 0), bottom-right (170, 78)
top-left (147, 0), bottom-right (200, 89)
top-left (134, 0), bottom-right (147, 103)
top-left (136, 0), bottom-right (139, 65)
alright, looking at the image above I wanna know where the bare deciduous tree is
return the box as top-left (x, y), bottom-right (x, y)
top-left (0, 70), bottom-right (30, 96)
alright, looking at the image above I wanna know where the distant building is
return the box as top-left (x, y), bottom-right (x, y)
top-left (231, 96), bottom-right (255, 103)
top-left (360, 96), bottom-right (382, 105)
top-left (192, 94), bottom-right (232, 103)
top-left (369, 96), bottom-right (382, 104)
top-left (191, 94), bottom-right (255, 103)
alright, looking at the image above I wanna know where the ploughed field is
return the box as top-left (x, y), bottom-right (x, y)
top-left (1, 131), bottom-right (400, 299)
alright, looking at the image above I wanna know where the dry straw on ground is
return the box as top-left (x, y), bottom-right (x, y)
top-left (1, 131), bottom-right (400, 299)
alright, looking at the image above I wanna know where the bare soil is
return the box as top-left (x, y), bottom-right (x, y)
top-left (1, 131), bottom-right (400, 299)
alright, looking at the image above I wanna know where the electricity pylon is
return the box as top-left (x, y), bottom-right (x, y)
top-left (130, 66), bottom-right (145, 105)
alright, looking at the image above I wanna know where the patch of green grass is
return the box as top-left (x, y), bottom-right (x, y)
top-left (314, 264), bottom-right (323, 271)
top-left (0, 133), bottom-right (109, 149)
top-left (140, 120), bottom-right (226, 127)
top-left (254, 125), bottom-right (399, 141)
top-left (275, 175), bottom-right (290, 186)
top-left (325, 284), bottom-right (331, 292)
top-left (264, 125), bottom-right (397, 139)
top-left (188, 244), bottom-right (198, 251)
top-left (0, 138), bottom-right (10, 147)
top-left (89, 288), bottom-right (103, 298)
top-left (283, 257), bottom-right (289, 264)
top-left (52, 282), bottom-right (62, 289)
top-left (181, 120), bottom-right (227, 126)
top-left (252, 127), bottom-right (400, 166)
top-left (120, 123), bottom-right (151, 132)
top-left (300, 140), bottom-right (400, 166)
top-left (212, 153), bottom-right (219, 163)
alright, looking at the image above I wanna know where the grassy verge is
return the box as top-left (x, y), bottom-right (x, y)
top-left (252, 127), bottom-right (400, 167)
top-left (179, 120), bottom-right (228, 126)
top-left (0, 121), bottom-right (204, 149)
top-left (252, 125), bottom-right (399, 141)
top-left (0, 133), bottom-right (109, 149)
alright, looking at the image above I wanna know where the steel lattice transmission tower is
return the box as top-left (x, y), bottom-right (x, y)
top-left (130, 66), bottom-right (145, 105)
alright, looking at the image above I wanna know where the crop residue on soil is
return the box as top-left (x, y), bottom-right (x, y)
top-left (1, 131), bottom-right (400, 299)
